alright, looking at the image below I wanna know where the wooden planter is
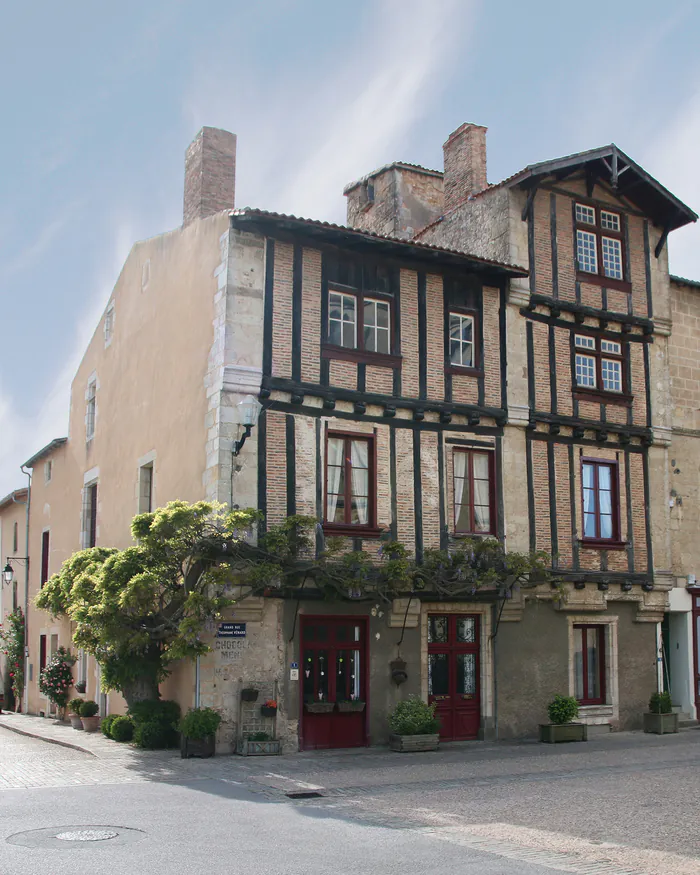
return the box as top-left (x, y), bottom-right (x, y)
top-left (389, 733), bottom-right (439, 752)
top-left (181, 734), bottom-right (216, 758)
top-left (539, 723), bottom-right (587, 743)
top-left (241, 688), bottom-right (259, 702)
top-left (236, 739), bottom-right (281, 756)
top-left (260, 706), bottom-right (277, 718)
top-left (305, 702), bottom-right (335, 714)
top-left (337, 701), bottom-right (366, 713)
top-left (643, 712), bottom-right (679, 735)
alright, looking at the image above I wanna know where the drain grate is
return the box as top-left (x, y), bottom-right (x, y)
top-left (7, 826), bottom-right (146, 849)
top-left (285, 791), bottom-right (324, 799)
top-left (56, 830), bottom-right (119, 842)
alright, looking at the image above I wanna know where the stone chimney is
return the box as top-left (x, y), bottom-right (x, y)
top-left (442, 123), bottom-right (487, 213)
top-left (183, 127), bottom-right (237, 227)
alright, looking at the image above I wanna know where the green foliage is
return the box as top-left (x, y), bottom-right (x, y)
top-left (110, 716), bottom-right (135, 742)
top-left (247, 731), bottom-right (270, 741)
top-left (179, 707), bottom-right (222, 740)
top-left (129, 698), bottom-right (181, 749)
top-left (80, 700), bottom-right (99, 717)
top-left (101, 714), bottom-right (118, 737)
top-left (69, 698), bottom-right (84, 715)
top-left (38, 647), bottom-right (75, 709)
top-left (388, 695), bottom-right (440, 736)
top-left (649, 691), bottom-right (673, 714)
top-left (0, 608), bottom-right (25, 703)
top-left (134, 721), bottom-right (177, 750)
top-left (547, 695), bottom-right (579, 725)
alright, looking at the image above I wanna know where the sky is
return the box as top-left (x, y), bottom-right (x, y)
top-left (1, 0), bottom-right (700, 496)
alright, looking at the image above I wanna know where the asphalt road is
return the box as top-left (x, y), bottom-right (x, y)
top-left (1, 727), bottom-right (699, 874)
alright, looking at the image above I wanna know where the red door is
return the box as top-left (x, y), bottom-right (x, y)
top-left (428, 614), bottom-right (480, 740)
top-left (300, 616), bottom-right (368, 750)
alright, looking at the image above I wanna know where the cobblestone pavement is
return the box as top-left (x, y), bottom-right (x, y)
top-left (2, 715), bottom-right (699, 874)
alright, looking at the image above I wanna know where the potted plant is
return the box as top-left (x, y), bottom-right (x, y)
top-left (539, 695), bottom-right (587, 743)
top-left (80, 700), bottom-right (100, 732)
top-left (388, 695), bottom-right (440, 752)
top-left (75, 680), bottom-right (87, 695)
top-left (305, 700), bottom-right (335, 713)
top-left (37, 646), bottom-right (75, 720)
top-left (337, 698), bottom-right (366, 713)
top-left (179, 706), bottom-right (222, 758)
top-left (260, 699), bottom-right (278, 718)
top-left (236, 731), bottom-right (281, 756)
top-left (68, 698), bottom-right (84, 730)
top-left (241, 687), bottom-right (259, 702)
top-left (643, 691), bottom-right (678, 734)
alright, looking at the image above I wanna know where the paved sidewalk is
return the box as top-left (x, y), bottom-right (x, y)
top-left (0, 711), bottom-right (141, 758)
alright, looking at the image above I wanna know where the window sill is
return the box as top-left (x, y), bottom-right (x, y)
top-left (321, 344), bottom-right (401, 368)
top-left (576, 272), bottom-right (631, 294)
top-left (573, 388), bottom-right (633, 408)
top-left (579, 539), bottom-right (627, 551)
top-left (445, 365), bottom-right (483, 377)
top-left (452, 531), bottom-right (497, 539)
top-left (322, 523), bottom-right (385, 539)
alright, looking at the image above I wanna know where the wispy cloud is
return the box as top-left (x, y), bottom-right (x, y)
top-left (0, 204), bottom-right (79, 283)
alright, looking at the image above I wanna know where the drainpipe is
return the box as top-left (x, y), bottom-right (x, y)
top-left (491, 601), bottom-right (498, 740)
top-left (195, 655), bottom-right (201, 708)
top-left (20, 465), bottom-right (31, 715)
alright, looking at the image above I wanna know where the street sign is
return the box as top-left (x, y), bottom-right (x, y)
top-left (217, 623), bottom-right (246, 638)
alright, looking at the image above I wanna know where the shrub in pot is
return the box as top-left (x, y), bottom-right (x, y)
top-left (101, 714), bottom-right (118, 738)
top-left (128, 699), bottom-right (181, 750)
top-left (388, 695), bottom-right (440, 752)
top-left (539, 695), bottom-right (587, 743)
top-left (644, 691), bottom-right (678, 734)
top-left (68, 698), bottom-right (85, 730)
top-left (179, 707), bottom-right (222, 758)
top-left (79, 700), bottom-right (100, 732)
top-left (110, 715), bottom-right (135, 743)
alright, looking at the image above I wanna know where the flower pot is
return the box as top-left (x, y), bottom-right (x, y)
top-left (643, 712), bottom-right (679, 734)
top-left (389, 733), bottom-right (439, 752)
top-left (180, 733), bottom-right (216, 758)
top-left (236, 739), bottom-right (281, 756)
top-left (69, 714), bottom-right (83, 730)
top-left (81, 716), bottom-right (101, 732)
top-left (539, 723), bottom-right (587, 743)
top-left (337, 701), bottom-right (366, 713)
top-left (260, 706), bottom-right (277, 718)
top-left (305, 702), bottom-right (335, 714)
top-left (75, 682), bottom-right (86, 694)
top-left (241, 688), bottom-right (259, 702)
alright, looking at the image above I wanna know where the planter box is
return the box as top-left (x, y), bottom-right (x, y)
top-left (81, 716), bottom-right (101, 733)
top-left (181, 734), bottom-right (216, 758)
top-left (241, 689), bottom-right (259, 702)
top-left (69, 715), bottom-right (83, 730)
top-left (643, 712), bottom-right (679, 735)
top-left (389, 733), bottom-right (439, 752)
top-left (337, 701), bottom-right (366, 713)
top-left (305, 702), bottom-right (335, 714)
top-left (539, 723), bottom-right (588, 743)
top-left (236, 739), bottom-right (281, 756)
top-left (260, 706), bottom-right (277, 718)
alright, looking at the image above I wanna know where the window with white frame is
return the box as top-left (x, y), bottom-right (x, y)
top-left (85, 379), bottom-right (97, 441)
top-left (44, 460), bottom-right (52, 484)
top-left (82, 482), bottom-right (98, 548)
top-left (138, 464), bottom-right (154, 514)
top-left (328, 290), bottom-right (391, 355)
top-left (329, 291), bottom-right (357, 349)
top-left (574, 203), bottom-right (626, 283)
top-left (449, 312), bottom-right (475, 368)
top-left (574, 335), bottom-right (623, 394)
top-left (363, 298), bottom-right (390, 354)
top-left (104, 302), bottom-right (115, 346)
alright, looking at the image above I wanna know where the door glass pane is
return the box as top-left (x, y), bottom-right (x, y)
top-left (428, 616), bottom-right (448, 643)
top-left (582, 463), bottom-right (594, 489)
top-left (574, 631), bottom-right (584, 699)
top-left (586, 628), bottom-right (601, 699)
top-left (456, 617), bottom-right (476, 643)
top-left (428, 652), bottom-right (449, 696)
top-left (598, 465), bottom-right (611, 490)
top-left (456, 653), bottom-right (476, 696)
top-left (336, 649), bottom-right (361, 701)
top-left (600, 514), bottom-right (613, 539)
top-left (584, 512), bottom-right (596, 537)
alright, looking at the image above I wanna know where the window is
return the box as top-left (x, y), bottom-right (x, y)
top-left (104, 302), bottom-right (115, 346)
top-left (453, 449), bottom-right (495, 535)
top-left (40, 530), bottom-right (50, 587)
top-left (86, 379), bottom-right (97, 441)
top-left (324, 433), bottom-right (378, 533)
top-left (12, 521), bottom-right (18, 553)
top-left (574, 203), bottom-right (627, 286)
top-left (44, 460), bottom-right (52, 484)
top-left (581, 459), bottom-right (620, 544)
top-left (574, 335), bottom-right (624, 395)
top-left (573, 624), bottom-right (605, 704)
top-left (40, 635), bottom-right (47, 674)
top-left (138, 464), bottom-right (153, 514)
top-left (82, 483), bottom-right (98, 548)
top-left (449, 312), bottom-right (476, 369)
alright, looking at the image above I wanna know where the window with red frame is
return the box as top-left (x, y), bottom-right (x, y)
top-left (40, 530), bottom-right (50, 587)
top-left (581, 459), bottom-right (620, 544)
top-left (574, 624), bottom-right (605, 704)
top-left (325, 433), bottom-right (376, 532)
top-left (453, 449), bottom-right (495, 535)
top-left (574, 203), bottom-right (627, 289)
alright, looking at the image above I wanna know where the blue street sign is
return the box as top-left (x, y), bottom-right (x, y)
top-left (217, 623), bottom-right (247, 638)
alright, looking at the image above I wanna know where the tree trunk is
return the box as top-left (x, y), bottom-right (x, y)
top-left (121, 673), bottom-right (161, 710)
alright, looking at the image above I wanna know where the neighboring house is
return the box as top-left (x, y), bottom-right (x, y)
top-left (20, 122), bottom-right (699, 749)
top-left (0, 487), bottom-right (28, 705)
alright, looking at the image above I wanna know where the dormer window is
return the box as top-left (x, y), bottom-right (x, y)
top-left (575, 204), bottom-right (627, 288)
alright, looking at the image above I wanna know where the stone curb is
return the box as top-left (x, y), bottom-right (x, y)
top-left (0, 718), bottom-right (96, 757)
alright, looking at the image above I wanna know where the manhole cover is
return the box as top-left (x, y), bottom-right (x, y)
top-left (56, 830), bottom-right (119, 842)
top-left (7, 826), bottom-right (146, 849)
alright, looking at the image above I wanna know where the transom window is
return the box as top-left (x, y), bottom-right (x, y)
top-left (325, 433), bottom-right (376, 531)
top-left (574, 203), bottom-right (626, 284)
top-left (453, 449), bottom-right (494, 535)
top-left (574, 335), bottom-right (623, 394)
top-left (574, 624), bottom-right (606, 705)
top-left (449, 312), bottom-right (475, 368)
top-left (582, 459), bottom-right (619, 543)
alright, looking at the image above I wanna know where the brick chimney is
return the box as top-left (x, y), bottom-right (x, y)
top-left (183, 127), bottom-right (237, 227)
top-left (442, 123), bottom-right (487, 212)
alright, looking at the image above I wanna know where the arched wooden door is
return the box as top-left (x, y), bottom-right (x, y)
top-left (427, 614), bottom-right (480, 740)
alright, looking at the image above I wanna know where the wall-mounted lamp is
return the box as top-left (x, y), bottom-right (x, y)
top-left (232, 395), bottom-right (263, 456)
top-left (3, 557), bottom-right (28, 585)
